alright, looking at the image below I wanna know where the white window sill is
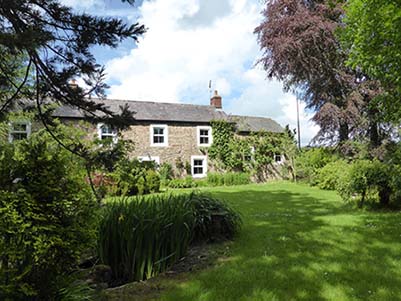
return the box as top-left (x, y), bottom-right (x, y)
top-left (192, 173), bottom-right (207, 178)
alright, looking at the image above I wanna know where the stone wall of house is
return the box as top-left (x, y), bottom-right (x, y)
top-left (58, 119), bottom-right (212, 177)
top-left (123, 122), bottom-right (211, 176)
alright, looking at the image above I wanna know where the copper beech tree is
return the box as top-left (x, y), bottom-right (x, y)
top-left (255, 0), bottom-right (382, 146)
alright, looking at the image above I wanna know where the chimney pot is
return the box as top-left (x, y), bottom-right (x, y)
top-left (69, 79), bottom-right (78, 90)
top-left (210, 90), bottom-right (222, 109)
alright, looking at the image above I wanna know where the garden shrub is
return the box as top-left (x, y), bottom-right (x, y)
top-left (207, 172), bottom-right (251, 186)
top-left (338, 159), bottom-right (392, 207)
top-left (159, 162), bottom-right (173, 182)
top-left (296, 147), bottom-right (338, 184)
top-left (145, 169), bottom-right (161, 193)
top-left (159, 162), bottom-right (172, 187)
top-left (184, 161), bottom-right (192, 175)
top-left (98, 192), bottom-right (241, 284)
top-left (190, 193), bottom-right (242, 242)
top-left (314, 160), bottom-right (350, 190)
top-left (207, 172), bottom-right (224, 186)
top-left (108, 159), bottom-right (160, 196)
top-left (166, 175), bottom-right (197, 189)
top-left (389, 165), bottom-right (401, 206)
top-left (0, 129), bottom-right (97, 300)
top-left (193, 179), bottom-right (208, 187)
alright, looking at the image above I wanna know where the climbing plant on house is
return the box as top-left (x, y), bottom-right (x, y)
top-left (208, 120), bottom-right (236, 171)
top-left (209, 120), bottom-right (296, 180)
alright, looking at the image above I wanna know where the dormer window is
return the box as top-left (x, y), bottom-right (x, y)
top-left (97, 123), bottom-right (118, 144)
top-left (150, 125), bottom-right (168, 147)
top-left (197, 126), bottom-right (212, 147)
top-left (9, 121), bottom-right (31, 142)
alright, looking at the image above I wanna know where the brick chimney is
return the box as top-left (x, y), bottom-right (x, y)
top-left (210, 90), bottom-right (222, 109)
top-left (68, 79), bottom-right (78, 90)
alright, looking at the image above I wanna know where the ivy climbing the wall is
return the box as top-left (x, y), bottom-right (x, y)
top-left (208, 120), bottom-right (235, 169)
top-left (208, 120), bottom-right (296, 181)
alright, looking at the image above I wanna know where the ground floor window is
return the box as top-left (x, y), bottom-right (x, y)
top-left (274, 154), bottom-right (283, 164)
top-left (245, 146), bottom-right (255, 162)
top-left (138, 155), bottom-right (160, 165)
top-left (191, 155), bottom-right (207, 178)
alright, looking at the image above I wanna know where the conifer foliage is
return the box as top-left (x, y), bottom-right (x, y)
top-left (0, 0), bottom-right (145, 125)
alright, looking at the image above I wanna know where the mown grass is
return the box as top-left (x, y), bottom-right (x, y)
top-left (156, 182), bottom-right (401, 301)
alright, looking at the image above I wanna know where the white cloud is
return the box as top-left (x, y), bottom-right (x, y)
top-left (277, 95), bottom-right (320, 146)
top-left (59, 0), bottom-right (104, 10)
top-left (106, 0), bottom-right (257, 101)
top-left (225, 68), bottom-right (319, 145)
top-left (104, 0), bottom-right (319, 145)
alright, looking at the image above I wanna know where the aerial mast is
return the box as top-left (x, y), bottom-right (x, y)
top-left (296, 96), bottom-right (301, 149)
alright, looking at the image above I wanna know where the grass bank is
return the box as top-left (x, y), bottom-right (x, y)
top-left (108, 182), bottom-right (401, 300)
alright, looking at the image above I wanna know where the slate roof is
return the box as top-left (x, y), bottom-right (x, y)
top-left (53, 98), bottom-right (227, 123)
top-left (229, 115), bottom-right (284, 133)
top-left (53, 98), bottom-right (283, 133)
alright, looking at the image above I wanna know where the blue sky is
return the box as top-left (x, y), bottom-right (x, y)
top-left (61, 0), bottom-right (319, 145)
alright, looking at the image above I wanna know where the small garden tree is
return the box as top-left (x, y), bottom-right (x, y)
top-left (0, 124), bottom-right (97, 300)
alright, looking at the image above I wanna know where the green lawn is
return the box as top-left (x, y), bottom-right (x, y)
top-left (158, 182), bottom-right (401, 301)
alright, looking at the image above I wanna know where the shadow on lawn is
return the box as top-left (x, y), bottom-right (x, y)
top-left (162, 187), bottom-right (401, 301)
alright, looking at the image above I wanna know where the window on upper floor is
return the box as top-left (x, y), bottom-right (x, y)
top-left (97, 123), bottom-right (118, 144)
top-left (150, 124), bottom-right (168, 147)
top-left (191, 155), bottom-right (207, 178)
top-left (197, 126), bottom-right (212, 147)
top-left (9, 121), bottom-right (31, 142)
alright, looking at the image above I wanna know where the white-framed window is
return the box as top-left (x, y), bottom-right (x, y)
top-left (150, 124), bottom-right (168, 147)
top-left (274, 154), bottom-right (284, 164)
top-left (8, 121), bottom-right (31, 142)
top-left (197, 126), bottom-right (212, 147)
top-left (138, 155), bottom-right (160, 165)
top-left (97, 123), bottom-right (118, 144)
top-left (191, 155), bottom-right (207, 178)
top-left (245, 146), bottom-right (255, 162)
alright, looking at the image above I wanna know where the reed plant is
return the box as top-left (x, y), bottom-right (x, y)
top-left (98, 192), bottom-right (241, 284)
top-left (98, 193), bottom-right (194, 283)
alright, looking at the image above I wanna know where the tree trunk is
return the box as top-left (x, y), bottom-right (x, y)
top-left (369, 121), bottom-right (380, 148)
top-left (379, 186), bottom-right (391, 207)
top-left (339, 122), bottom-right (349, 142)
top-left (359, 190), bottom-right (366, 208)
top-left (367, 105), bottom-right (381, 148)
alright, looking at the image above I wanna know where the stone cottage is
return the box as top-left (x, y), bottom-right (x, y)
top-left (8, 91), bottom-right (283, 178)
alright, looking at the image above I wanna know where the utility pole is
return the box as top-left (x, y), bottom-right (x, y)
top-left (296, 96), bottom-right (301, 150)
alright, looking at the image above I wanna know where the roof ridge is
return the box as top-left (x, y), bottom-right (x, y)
top-left (230, 114), bottom-right (275, 120)
top-left (92, 97), bottom-right (217, 109)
